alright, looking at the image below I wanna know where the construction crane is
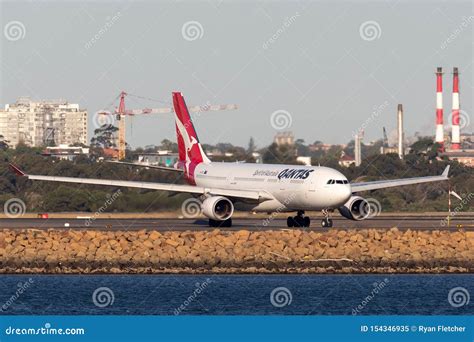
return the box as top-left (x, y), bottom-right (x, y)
top-left (380, 126), bottom-right (389, 154)
top-left (99, 91), bottom-right (238, 160)
top-left (382, 127), bottom-right (389, 148)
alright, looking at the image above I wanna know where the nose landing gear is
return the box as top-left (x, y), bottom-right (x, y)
top-left (321, 209), bottom-right (333, 228)
top-left (287, 210), bottom-right (310, 228)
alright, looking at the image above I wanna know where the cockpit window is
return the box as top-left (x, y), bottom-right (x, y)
top-left (328, 179), bottom-right (349, 185)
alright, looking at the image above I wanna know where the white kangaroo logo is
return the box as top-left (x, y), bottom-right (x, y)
top-left (187, 136), bottom-right (198, 152)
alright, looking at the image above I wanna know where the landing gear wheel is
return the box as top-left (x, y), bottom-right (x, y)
top-left (294, 216), bottom-right (305, 227)
top-left (287, 216), bottom-right (294, 227)
top-left (290, 210), bottom-right (308, 228)
top-left (321, 218), bottom-right (333, 228)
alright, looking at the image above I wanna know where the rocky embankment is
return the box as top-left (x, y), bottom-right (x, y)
top-left (0, 228), bottom-right (472, 273)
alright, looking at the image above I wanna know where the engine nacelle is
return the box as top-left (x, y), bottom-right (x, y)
top-left (201, 196), bottom-right (234, 221)
top-left (337, 196), bottom-right (370, 221)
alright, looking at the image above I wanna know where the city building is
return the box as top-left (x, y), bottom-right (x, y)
top-left (134, 150), bottom-right (179, 167)
top-left (100, 148), bottom-right (120, 160)
top-left (296, 156), bottom-right (312, 166)
top-left (274, 131), bottom-right (295, 146)
top-left (339, 154), bottom-right (356, 167)
top-left (0, 97), bottom-right (88, 147)
top-left (440, 150), bottom-right (474, 167)
top-left (252, 152), bottom-right (263, 163)
top-left (309, 142), bottom-right (346, 152)
top-left (42, 145), bottom-right (89, 161)
top-left (460, 132), bottom-right (474, 149)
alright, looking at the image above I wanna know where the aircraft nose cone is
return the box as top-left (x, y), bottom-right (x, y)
top-left (343, 184), bottom-right (352, 202)
top-left (324, 184), bottom-right (352, 207)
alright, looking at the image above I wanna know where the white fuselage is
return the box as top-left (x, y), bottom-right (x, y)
top-left (192, 162), bottom-right (352, 212)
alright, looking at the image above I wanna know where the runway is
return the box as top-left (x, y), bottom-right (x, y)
top-left (0, 214), bottom-right (472, 231)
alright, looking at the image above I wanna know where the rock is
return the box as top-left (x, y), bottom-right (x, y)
top-left (85, 231), bottom-right (96, 239)
top-left (293, 247), bottom-right (309, 257)
top-left (143, 240), bottom-right (154, 248)
top-left (165, 239), bottom-right (180, 247)
top-left (0, 227), bottom-right (471, 274)
top-left (327, 237), bottom-right (338, 248)
top-left (236, 230), bottom-right (250, 240)
top-left (176, 246), bottom-right (189, 258)
top-left (149, 231), bottom-right (162, 240)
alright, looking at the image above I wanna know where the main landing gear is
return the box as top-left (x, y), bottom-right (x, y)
top-left (287, 210), bottom-right (310, 228)
top-left (286, 210), bottom-right (333, 228)
top-left (209, 218), bottom-right (232, 228)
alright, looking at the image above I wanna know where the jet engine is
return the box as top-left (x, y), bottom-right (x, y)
top-left (201, 196), bottom-right (234, 221)
top-left (337, 196), bottom-right (371, 221)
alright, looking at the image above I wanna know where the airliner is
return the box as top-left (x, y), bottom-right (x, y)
top-left (10, 92), bottom-right (450, 228)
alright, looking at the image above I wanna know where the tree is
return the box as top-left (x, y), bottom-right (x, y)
top-left (409, 137), bottom-right (440, 161)
top-left (295, 138), bottom-right (310, 156)
top-left (0, 135), bottom-right (9, 150)
top-left (247, 137), bottom-right (256, 154)
top-left (90, 124), bottom-right (118, 149)
top-left (262, 143), bottom-right (297, 164)
top-left (160, 139), bottom-right (178, 152)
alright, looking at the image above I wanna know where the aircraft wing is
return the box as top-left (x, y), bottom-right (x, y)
top-left (351, 165), bottom-right (450, 193)
top-left (9, 164), bottom-right (272, 202)
top-left (106, 160), bottom-right (183, 172)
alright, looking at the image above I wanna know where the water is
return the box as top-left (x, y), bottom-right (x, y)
top-left (0, 274), bottom-right (472, 315)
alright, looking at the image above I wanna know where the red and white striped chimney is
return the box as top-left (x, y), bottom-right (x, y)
top-left (451, 67), bottom-right (461, 150)
top-left (435, 67), bottom-right (444, 150)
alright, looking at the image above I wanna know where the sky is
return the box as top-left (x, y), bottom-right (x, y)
top-left (1, 0), bottom-right (473, 150)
